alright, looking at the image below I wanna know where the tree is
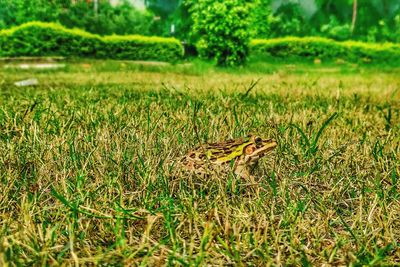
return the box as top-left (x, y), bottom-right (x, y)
top-left (0, 0), bottom-right (155, 36)
top-left (0, 0), bottom-right (62, 29)
top-left (191, 0), bottom-right (252, 66)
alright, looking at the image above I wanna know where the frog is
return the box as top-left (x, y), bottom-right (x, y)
top-left (180, 135), bottom-right (277, 180)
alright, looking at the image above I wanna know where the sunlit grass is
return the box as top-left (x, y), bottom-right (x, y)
top-left (0, 62), bottom-right (399, 265)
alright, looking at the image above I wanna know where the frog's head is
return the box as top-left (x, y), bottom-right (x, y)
top-left (210, 135), bottom-right (277, 165)
top-left (241, 135), bottom-right (277, 165)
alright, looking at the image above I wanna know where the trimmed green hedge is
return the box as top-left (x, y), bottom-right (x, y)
top-left (251, 37), bottom-right (400, 63)
top-left (2, 23), bottom-right (398, 64)
top-left (0, 22), bottom-right (183, 62)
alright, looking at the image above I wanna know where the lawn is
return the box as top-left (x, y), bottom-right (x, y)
top-left (0, 61), bottom-right (399, 265)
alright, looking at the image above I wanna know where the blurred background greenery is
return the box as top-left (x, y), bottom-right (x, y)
top-left (1, 0), bottom-right (399, 42)
top-left (1, 0), bottom-right (400, 66)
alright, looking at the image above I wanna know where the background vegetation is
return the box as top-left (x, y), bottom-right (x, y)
top-left (0, 22), bottom-right (183, 61)
top-left (0, 0), bottom-right (154, 36)
top-left (191, 0), bottom-right (252, 66)
top-left (249, 0), bottom-right (400, 42)
top-left (1, 0), bottom-right (400, 42)
top-left (251, 37), bottom-right (400, 64)
top-left (1, 0), bottom-right (400, 65)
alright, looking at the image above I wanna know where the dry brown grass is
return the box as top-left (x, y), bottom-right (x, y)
top-left (0, 62), bottom-right (399, 265)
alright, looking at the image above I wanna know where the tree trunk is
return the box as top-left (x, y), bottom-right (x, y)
top-left (351, 0), bottom-right (357, 34)
top-left (90, 0), bottom-right (98, 17)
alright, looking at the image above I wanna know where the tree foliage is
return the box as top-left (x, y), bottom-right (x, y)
top-left (0, 0), bottom-right (155, 36)
top-left (191, 0), bottom-right (252, 66)
top-left (247, 0), bottom-right (400, 42)
top-left (0, 0), bottom-right (399, 46)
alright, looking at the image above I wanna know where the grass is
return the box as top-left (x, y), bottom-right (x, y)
top-left (0, 60), bottom-right (399, 265)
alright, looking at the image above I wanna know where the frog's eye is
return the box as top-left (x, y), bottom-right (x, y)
top-left (244, 145), bottom-right (256, 155)
top-left (255, 136), bottom-right (262, 144)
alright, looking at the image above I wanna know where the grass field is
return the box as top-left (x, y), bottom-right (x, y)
top-left (0, 61), bottom-right (399, 265)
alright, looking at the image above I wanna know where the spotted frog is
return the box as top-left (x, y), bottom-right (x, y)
top-left (180, 135), bottom-right (277, 179)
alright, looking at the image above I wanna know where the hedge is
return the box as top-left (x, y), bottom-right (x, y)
top-left (2, 23), bottom-right (398, 64)
top-left (0, 22), bottom-right (183, 62)
top-left (251, 37), bottom-right (400, 63)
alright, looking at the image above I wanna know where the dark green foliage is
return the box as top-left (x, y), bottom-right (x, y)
top-left (147, 0), bottom-right (180, 18)
top-left (0, 0), bottom-right (155, 36)
top-left (250, 1), bottom-right (317, 39)
top-left (169, 0), bottom-right (195, 42)
top-left (249, 0), bottom-right (400, 42)
top-left (320, 16), bottom-right (352, 41)
top-left (0, 22), bottom-right (183, 62)
top-left (0, 0), bottom-right (61, 28)
top-left (191, 0), bottom-right (251, 66)
top-left (59, 0), bottom-right (155, 36)
top-left (251, 37), bottom-right (400, 63)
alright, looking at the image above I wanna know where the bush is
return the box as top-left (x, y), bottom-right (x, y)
top-left (0, 22), bottom-right (183, 62)
top-left (191, 0), bottom-right (251, 66)
top-left (102, 35), bottom-right (184, 61)
top-left (251, 37), bottom-right (400, 63)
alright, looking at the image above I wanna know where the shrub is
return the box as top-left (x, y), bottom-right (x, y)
top-left (251, 37), bottom-right (400, 63)
top-left (191, 0), bottom-right (251, 66)
top-left (0, 22), bottom-right (183, 62)
top-left (102, 35), bottom-right (184, 61)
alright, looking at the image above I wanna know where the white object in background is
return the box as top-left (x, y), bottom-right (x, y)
top-left (14, 78), bottom-right (39, 87)
top-left (4, 63), bottom-right (65, 69)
